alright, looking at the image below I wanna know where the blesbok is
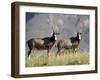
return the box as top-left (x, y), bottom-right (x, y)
top-left (56, 32), bottom-right (82, 55)
top-left (27, 31), bottom-right (60, 57)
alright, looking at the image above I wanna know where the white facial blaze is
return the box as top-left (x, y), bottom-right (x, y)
top-left (79, 34), bottom-right (82, 40)
top-left (54, 35), bottom-right (57, 40)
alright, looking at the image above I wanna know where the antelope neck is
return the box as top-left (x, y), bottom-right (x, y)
top-left (50, 35), bottom-right (57, 42)
top-left (76, 35), bottom-right (81, 41)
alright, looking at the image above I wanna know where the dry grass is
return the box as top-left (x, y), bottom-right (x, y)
top-left (26, 50), bottom-right (89, 67)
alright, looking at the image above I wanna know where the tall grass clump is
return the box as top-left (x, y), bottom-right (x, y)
top-left (26, 50), bottom-right (89, 67)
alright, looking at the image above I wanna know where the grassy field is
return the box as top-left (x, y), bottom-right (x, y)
top-left (26, 50), bottom-right (89, 67)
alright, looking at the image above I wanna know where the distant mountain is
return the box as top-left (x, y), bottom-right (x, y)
top-left (26, 13), bottom-right (90, 52)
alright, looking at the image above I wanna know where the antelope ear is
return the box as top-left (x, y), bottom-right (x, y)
top-left (79, 32), bottom-right (82, 35)
top-left (80, 32), bottom-right (82, 34)
top-left (56, 33), bottom-right (60, 35)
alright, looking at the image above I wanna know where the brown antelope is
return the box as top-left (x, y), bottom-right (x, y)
top-left (27, 31), bottom-right (60, 57)
top-left (56, 32), bottom-right (82, 55)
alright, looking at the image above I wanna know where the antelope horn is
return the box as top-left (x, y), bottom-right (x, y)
top-left (52, 26), bottom-right (55, 33)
